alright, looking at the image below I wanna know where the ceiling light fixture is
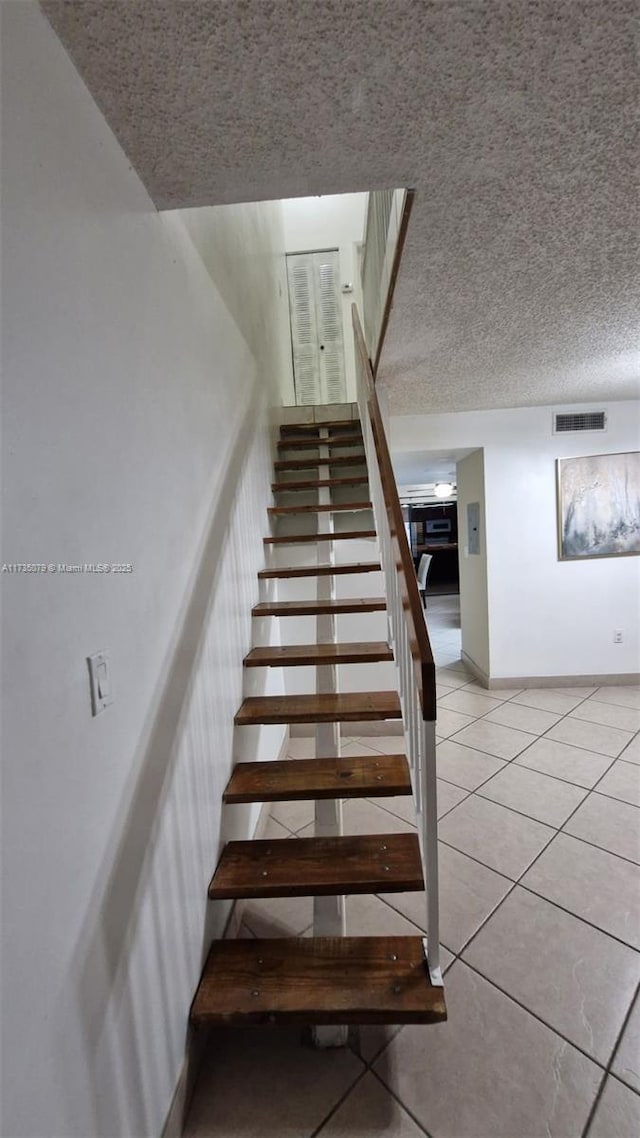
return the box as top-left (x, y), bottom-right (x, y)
top-left (434, 482), bottom-right (454, 498)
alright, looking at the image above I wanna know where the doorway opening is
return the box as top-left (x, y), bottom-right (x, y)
top-left (406, 501), bottom-right (460, 596)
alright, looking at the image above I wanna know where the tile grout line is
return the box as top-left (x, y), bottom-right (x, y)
top-left (578, 753), bottom-right (640, 799)
top-left (458, 955), bottom-right (637, 1076)
top-left (434, 784), bottom-right (475, 820)
top-left (579, 980), bottom-right (640, 1138)
top-left (537, 823), bottom-right (639, 870)
top-left (441, 700), bottom-right (635, 768)
top-left (517, 881), bottom-right (640, 955)
top-left (435, 728), bottom-right (640, 867)
top-left (386, 758), bottom-right (640, 1122)
top-left (368, 1063), bottom-right (435, 1138)
top-left (373, 892), bottom-right (439, 941)
top-left (308, 1065), bottom-right (370, 1138)
top-left (376, 832), bottom-right (640, 957)
top-left (380, 678), bottom-right (640, 967)
top-left (442, 776), bottom-right (640, 1070)
top-left (372, 890), bottom-right (639, 1121)
top-left (437, 804), bottom-right (640, 953)
top-left (604, 983), bottom-right (640, 1095)
top-left (348, 1023), bottom-right (403, 1070)
top-left (426, 616), bottom-right (640, 1124)
top-left (435, 686), bottom-right (634, 815)
top-left (360, 796), bottom-right (419, 827)
top-left (435, 733), bottom-right (639, 976)
top-left (438, 749), bottom-right (580, 797)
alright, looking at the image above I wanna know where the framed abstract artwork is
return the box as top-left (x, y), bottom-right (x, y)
top-left (556, 451), bottom-right (640, 561)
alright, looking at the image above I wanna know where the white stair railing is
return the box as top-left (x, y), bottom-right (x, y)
top-left (352, 304), bottom-right (442, 988)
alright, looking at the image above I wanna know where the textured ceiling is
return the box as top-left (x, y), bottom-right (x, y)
top-left (42, 0), bottom-right (639, 413)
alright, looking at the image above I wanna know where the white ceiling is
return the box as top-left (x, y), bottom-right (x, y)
top-left (393, 448), bottom-right (474, 487)
top-left (42, 0), bottom-right (640, 415)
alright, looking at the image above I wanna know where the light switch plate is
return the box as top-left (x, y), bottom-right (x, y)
top-left (87, 651), bottom-right (113, 716)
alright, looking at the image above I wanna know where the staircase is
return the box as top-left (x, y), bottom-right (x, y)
top-left (190, 373), bottom-right (446, 1029)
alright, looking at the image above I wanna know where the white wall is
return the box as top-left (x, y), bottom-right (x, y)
top-left (1, 5), bottom-right (288, 1137)
top-left (391, 401), bottom-right (640, 681)
top-left (177, 202), bottom-right (295, 406)
top-left (457, 450), bottom-right (490, 676)
top-left (281, 193), bottom-right (367, 403)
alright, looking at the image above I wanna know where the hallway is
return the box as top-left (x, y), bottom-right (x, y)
top-left (184, 596), bottom-right (640, 1137)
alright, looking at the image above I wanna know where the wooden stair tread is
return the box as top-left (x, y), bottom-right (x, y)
top-left (223, 753), bottom-right (411, 802)
top-left (252, 598), bottom-right (385, 617)
top-left (190, 936), bottom-right (446, 1026)
top-left (234, 691), bottom-right (401, 725)
top-left (280, 419), bottom-right (361, 434)
top-left (272, 476), bottom-right (369, 491)
top-left (278, 435), bottom-right (364, 451)
top-left (244, 642), bottom-right (393, 666)
top-left (258, 562), bottom-right (381, 579)
top-left (264, 529), bottom-right (376, 545)
top-left (274, 455), bottom-right (367, 471)
top-left (208, 833), bottom-right (423, 898)
top-left (268, 501), bottom-right (372, 515)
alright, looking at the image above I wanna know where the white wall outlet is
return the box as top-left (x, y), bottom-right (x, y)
top-left (613, 630), bottom-right (623, 644)
top-left (87, 651), bottom-right (113, 715)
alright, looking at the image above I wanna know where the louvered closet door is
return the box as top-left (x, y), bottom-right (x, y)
top-left (286, 251), bottom-right (346, 405)
top-left (286, 254), bottom-right (319, 404)
top-left (315, 252), bottom-right (346, 403)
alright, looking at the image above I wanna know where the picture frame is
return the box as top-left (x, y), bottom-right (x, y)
top-left (556, 451), bottom-right (640, 561)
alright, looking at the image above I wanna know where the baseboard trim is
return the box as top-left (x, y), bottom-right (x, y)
top-left (461, 652), bottom-right (640, 690)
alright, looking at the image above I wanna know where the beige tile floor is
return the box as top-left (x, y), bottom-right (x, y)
top-left (185, 595), bottom-right (640, 1138)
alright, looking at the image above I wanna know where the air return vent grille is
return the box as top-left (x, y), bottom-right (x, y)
top-left (553, 411), bottom-right (607, 434)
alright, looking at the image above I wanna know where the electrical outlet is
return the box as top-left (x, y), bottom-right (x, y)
top-left (613, 630), bottom-right (623, 644)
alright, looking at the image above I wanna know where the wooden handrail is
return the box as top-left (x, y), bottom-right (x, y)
top-left (372, 188), bottom-right (415, 378)
top-left (352, 304), bottom-right (436, 720)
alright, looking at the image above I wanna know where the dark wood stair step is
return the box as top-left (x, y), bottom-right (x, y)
top-left (244, 642), bottom-right (393, 666)
top-left (280, 419), bottom-right (361, 435)
top-left (258, 561), bottom-right (381, 580)
top-left (274, 455), bottom-right (367, 472)
top-left (252, 598), bottom-right (385, 617)
top-left (264, 529), bottom-right (376, 545)
top-left (268, 501), bottom-right (372, 516)
top-left (234, 691), bottom-right (401, 725)
top-left (272, 476), bottom-right (369, 492)
top-left (277, 435), bottom-right (364, 451)
top-left (190, 936), bottom-right (446, 1026)
top-left (208, 833), bottom-right (423, 898)
top-left (223, 753), bottom-right (410, 803)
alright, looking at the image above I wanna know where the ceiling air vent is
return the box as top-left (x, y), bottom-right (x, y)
top-left (553, 411), bottom-right (607, 434)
